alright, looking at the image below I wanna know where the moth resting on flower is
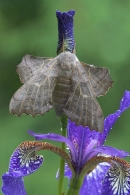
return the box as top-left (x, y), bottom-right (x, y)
top-left (9, 10), bottom-right (113, 132)
top-left (9, 52), bottom-right (113, 132)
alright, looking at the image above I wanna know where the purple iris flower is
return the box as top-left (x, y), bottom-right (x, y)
top-left (29, 90), bottom-right (130, 194)
top-left (2, 90), bottom-right (130, 195)
top-left (1, 141), bottom-right (44, 195)
top-left (56, 10), bottom-right (75, 54)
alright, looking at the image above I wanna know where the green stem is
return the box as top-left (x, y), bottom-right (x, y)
top-left (66, 176), bottom-right (83, 195)
top-left (58, 114), bottom-right (68, 195)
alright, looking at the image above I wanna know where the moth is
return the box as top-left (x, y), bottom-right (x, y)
top-left (10, 51), bottom-right (113, 132)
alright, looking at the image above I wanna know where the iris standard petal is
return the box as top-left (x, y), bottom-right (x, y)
top-left (79, 163), bottom-right (110, 195)
top-left (94, 146), bottom-right (129, 158)
top-left (101, 90), bottom-right (130, 145)
top-left (84, 146), bottom-right (130, 163)
top-left (67, 121), bottom-right (101, 170)
top-left (2, 172), bottom-right (26, 195)
top-left (100, 110), bottom-right (121, 145)
top-left (68, 120), bottom-right (100, 150)
top-left (28, 130), bottom-right (77, 162)
top-left (119, 90), bottom-right (130, 112)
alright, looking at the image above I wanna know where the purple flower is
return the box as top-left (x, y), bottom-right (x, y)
top-left (1, 141), bottom-right (73, 195)
top-left (2, 90), bottom-right (130, 194)
top-left (56, 10), bottom-right (75, 54)
top-left (28, 90), bottom-right (130, 194)
top-left (1, 141), bottom-right (44, 195)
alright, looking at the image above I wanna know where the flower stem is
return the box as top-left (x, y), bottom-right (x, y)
top-left (58, 114), bottom-right (68, 195)
top-left (66, 176), bottom-right (83, 195)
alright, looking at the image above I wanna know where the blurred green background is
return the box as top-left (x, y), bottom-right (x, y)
top-left (1, 0), bottom-right (130, 194)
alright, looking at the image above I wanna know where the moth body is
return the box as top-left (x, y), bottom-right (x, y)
top-left (52, 52), bottom-right (76, 117)
top-left (52, 77), bottom-right (71, 117)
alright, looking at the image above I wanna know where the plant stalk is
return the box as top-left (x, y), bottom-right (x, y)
top-left (58, 114), bottom-right (67, 195)
top-left (66, 176), bottom-right (83, 195)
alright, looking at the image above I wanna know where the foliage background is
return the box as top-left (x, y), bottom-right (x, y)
top-left (0, 0), bottom-right (130, 194)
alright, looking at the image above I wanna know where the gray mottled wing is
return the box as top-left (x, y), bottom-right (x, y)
top-left (63, 60), bottom-right (104, 132)
top-left (17, 55), bottom-right (53, 83)
top-left (81, 62), bottom-right (113, 98)
top-left (10, 58), bottom-right (58, 116)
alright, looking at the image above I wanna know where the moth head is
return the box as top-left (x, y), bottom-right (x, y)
top-left (58, 52), bottom-right (77, 71)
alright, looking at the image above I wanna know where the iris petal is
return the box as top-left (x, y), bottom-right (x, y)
top-left (68, 124), bottom-right (96, 172)
top-left (9, 141), bottom-right (43, 177)
top-left (64, 162), bottom-right (110, 195)
top-left (120, 90), bottom-right (130, 112)
top-left (100, 110), bottom-right (121, 145)
top-left (84, 146), bottom-right (130, 163)
top-left (56, 163), bottom-right (72, 187)
top-left (102, 160), bottom-right (130, 195)
top-left (68, 120), bottom-right (100, 151)
top-left (28, 130), bottom-right (77, 162)
top-left (101, 90), bottom-right (130, 145)
top-left (93, 146), bottom-right (129, 158)
top-left (2, 172), bottom-right (26, 195)
top-left (64, 163), bottom-right (72, 181)
top-left (56, 10), bottom-right (75, 53)
top-left (80, 163), bottom-right (110, 195)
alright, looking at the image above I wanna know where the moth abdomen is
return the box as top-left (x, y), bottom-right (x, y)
top-left (56, 76), bottom-right (71, 85)
top-left (52, 77), bottom-right (71, 116)
top-left (54, 76), bottom-right (71, 96)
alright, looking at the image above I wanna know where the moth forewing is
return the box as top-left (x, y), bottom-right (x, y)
top-left (17, 54), bottom-right (54, 84)
top-left (10, 58), bottom-right (58, 116)
top-left (62, 58), bottom-right (104, 132)
top-left (81, 62), bottom-right (113, 98)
